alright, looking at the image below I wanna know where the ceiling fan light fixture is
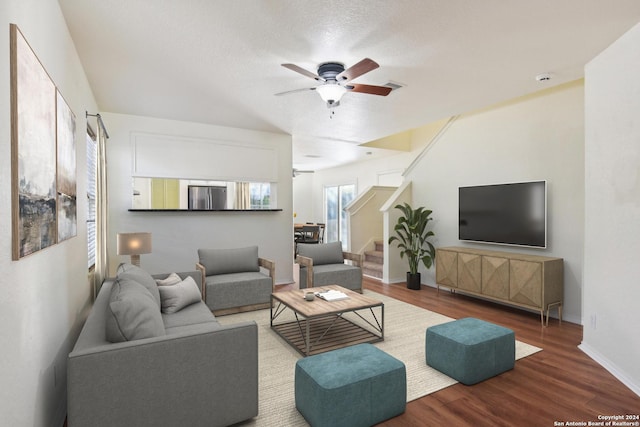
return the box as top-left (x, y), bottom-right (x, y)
top-left (316, 83), bottom-right (347, 104)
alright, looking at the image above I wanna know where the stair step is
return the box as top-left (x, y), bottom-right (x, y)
top-left (364, 250), bottom-right (383, 264)
top-left (363, 270), bottom-right (382, 279)
top-left (362, 241), bottom-right (384, 279)
top-left (362, 260), bottom-right (383, 279)
top-left (363, 259), bottom-right (382, 268)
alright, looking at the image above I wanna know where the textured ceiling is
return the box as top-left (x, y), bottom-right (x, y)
top-left (58, 0), bottom-right (640, 170)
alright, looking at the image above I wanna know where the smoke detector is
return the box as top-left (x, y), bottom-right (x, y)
top-left (535, 73), bottom-right (552, 82)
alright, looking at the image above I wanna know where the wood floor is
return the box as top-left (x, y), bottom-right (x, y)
top-left (358, 277), bottom-right (640, 427)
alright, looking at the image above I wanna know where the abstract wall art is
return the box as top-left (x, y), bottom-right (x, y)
top-left (10, 24), bottom-right (77, 260)
top-left (56, 91), bottom-right (77, 242)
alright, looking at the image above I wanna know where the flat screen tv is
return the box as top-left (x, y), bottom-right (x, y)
top-left (459, 181), bottom-right (547, 248)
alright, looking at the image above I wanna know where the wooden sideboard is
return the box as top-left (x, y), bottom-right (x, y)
top-left (435, 246), bottom-right (563, 326)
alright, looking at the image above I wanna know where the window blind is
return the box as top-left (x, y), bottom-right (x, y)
top-left (86, 132), bottom-right (97, 269)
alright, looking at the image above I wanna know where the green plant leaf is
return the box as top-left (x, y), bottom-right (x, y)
top-left (388, 203), bottom-right (436, 276)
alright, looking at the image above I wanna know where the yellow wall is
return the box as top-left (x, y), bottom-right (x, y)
top-left (151, 178), bottom-right (180, 209)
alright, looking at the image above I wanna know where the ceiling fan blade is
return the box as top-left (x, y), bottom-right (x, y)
top-left (281, 63), bottom-right (322, 81)
top-left (293, 168), bottom-right (315, 177)
top-left (336, 58), bottom-right (379, 82)
top-left (346, 83), bottom-right (392, 96)
top-left (275, 87), bottom-right (317, 96)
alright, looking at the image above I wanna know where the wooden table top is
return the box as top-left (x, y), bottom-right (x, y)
top-left (294, 223), bottom-right (319, 230)
top-left (271, 285), bottom-right (383, 318)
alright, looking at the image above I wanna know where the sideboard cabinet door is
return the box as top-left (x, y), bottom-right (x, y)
top-left (457, 252), bottom-right (482, 293)
top-left (435, 249), bottom-right (458, 288)
top-left (482, 256), bottom-right (509, 300)
top-left (509, 259), bottom-right (542, 307)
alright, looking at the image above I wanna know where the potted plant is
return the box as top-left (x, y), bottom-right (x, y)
top-left (388, 203), bottom-right (436, 290)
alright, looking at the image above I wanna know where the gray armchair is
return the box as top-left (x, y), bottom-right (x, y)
top-left (296, 241), bottom-right (363, 292)
top-left (196, 246), bottom-right (275, 315)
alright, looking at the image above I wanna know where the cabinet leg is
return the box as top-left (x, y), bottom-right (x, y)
top-left (558, 304), bottom-right (562, 323)
top-left (545, 302), bottom-right (563, 327)
top-left (545, 309), bottom-right (549, 327)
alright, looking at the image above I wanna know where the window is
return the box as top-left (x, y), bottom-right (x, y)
top-left (324, 183), bottom-right (355, 250)
top-left (86, 131), bottom-right (96, 269)
top-left (250, 183), bottom-right (271, 209)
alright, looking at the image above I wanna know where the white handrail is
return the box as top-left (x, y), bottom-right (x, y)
top-left (403, 115), bottom-right (459, 177)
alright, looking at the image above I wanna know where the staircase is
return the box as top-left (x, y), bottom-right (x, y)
top-left (362, 240), bottom-right (384, 279)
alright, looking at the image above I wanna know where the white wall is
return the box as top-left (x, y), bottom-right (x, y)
top-left (0, 1), bottom-right (98, 425)
top-left (103, 113), bottom-right (295, 284)
top-left (292, 172), bottom-right (314, 223)
top-left (582, 22), bottom-right (640, 395)
top-left (309, 152), bottom-right (416, 222)
top-left (409, 81), bottom-right (585, 324)
top-left (312, 81), bottom-right (586, 324)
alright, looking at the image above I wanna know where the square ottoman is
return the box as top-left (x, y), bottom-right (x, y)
top-left (295, 343), bottom-right (406, 427)
top-left (426, 317), bottom-right (515, 385)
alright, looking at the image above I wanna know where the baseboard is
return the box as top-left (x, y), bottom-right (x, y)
top-left (578, 342), bottom-right (640, 397)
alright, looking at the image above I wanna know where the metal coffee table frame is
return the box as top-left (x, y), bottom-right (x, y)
top-left (270, 286), bottom-right (384, 356)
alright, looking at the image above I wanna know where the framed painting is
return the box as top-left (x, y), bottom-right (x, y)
top-left (10, 24), bottom-right (58, 259)
top-left (56, 90), bottom-right (77, 242)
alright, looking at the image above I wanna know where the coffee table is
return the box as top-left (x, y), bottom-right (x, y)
top-left (270, 285), bottom-right (384, 356)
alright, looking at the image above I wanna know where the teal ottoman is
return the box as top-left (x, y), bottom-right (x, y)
top-left (295, 344), bottom-right (406, 427)
top-left (426, 317), bottom-right (515, 385)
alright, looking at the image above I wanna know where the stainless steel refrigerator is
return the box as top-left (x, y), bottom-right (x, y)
top-left (187, 185), bottom-right (227, 210)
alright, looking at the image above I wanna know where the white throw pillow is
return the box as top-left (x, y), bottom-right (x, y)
top-left (155, 272), bottom-right (182, 286)
top-left (158, 276), bottom-right (202, 314)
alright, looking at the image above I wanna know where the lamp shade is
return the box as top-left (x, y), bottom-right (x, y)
top-left (316, 83), bottom-right (347, 103)
top-left (117, 232), bottom-right (152, 266)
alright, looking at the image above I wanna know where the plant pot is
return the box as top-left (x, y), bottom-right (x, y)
top-left (406, 272), bottom-right (421, 290)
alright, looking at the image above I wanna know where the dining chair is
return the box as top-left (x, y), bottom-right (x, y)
top-left (295, 225), bottom-right (319, 256)
top-left (316, 223), bottom-right (325, 243)
top-left (299, 225), bottom-right (319, 244)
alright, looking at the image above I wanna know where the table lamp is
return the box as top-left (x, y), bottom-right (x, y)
top-left (117, 232), bottom-right (152, 266)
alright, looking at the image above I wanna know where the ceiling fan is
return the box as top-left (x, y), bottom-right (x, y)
top-left (292, 168), bottom-right (314, 178)
top-left (276, 58), bottom-right (392, 108)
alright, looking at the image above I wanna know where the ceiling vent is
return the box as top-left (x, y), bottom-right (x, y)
top-left (384, 81), bottom-right (405, 91)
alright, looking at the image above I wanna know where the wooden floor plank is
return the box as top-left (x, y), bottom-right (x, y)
top-left (360, 278), bottom-right (640, 426)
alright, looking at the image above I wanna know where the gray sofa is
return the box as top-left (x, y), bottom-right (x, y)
top-left (296, 241), bottom-right (363, 292)
top-left (67, 263), bottom-right (258, 427)
top-left (196, 246), bottom-right (275, 315)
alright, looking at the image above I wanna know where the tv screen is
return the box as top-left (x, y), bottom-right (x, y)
top-left (459, 181), bottom-right (547, 248)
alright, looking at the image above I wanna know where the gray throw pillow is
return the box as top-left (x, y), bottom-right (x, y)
top-left (155, 272), bottom-right (182, 286)
top-left (158, 276), bottom-right (202, 314)
top-left (105, 278), bottom-right (165, 342)
top-left (198, 246), bottom-right (259, 275)
top-left (298, 241), bottom-right (344, 265)
top-left (116, 262), bottom-right (161, 308)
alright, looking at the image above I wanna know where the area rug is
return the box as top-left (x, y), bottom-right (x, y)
top-left (217, 290), bottom-right (542, 426)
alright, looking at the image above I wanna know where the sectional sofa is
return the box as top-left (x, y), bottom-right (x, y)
top-left (67, 263), bottom-right (258, 427)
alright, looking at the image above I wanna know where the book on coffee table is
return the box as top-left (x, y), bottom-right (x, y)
top-left (315, 289), bottom-right (349, 301)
